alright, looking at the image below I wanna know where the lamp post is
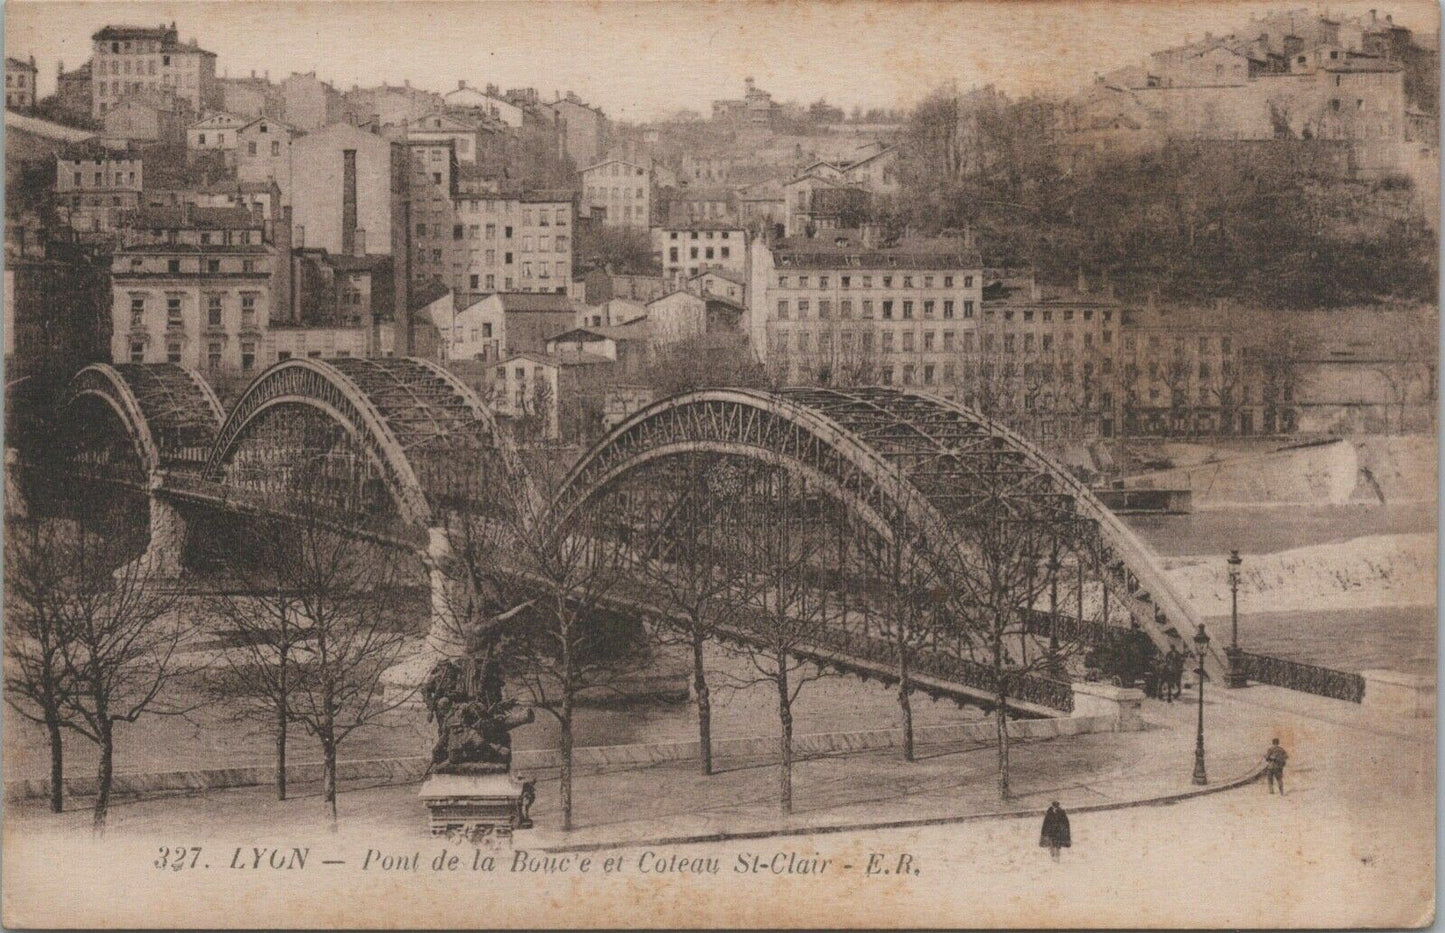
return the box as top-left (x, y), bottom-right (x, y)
top-left (1192, 624), bottom-right (1209, 786)
top-left (1225, 549), bottom-right (1247, 688)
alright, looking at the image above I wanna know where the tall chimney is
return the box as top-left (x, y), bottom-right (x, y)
top-left (273, 205), bottom-right (295, 324)
top-left (295, 224), bottom-right (305, 248)
top-left (341, 148), bottom-right (358, 256)
top-left (353, 228), bottom-right (366, 256)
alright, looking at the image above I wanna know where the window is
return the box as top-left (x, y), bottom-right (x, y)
top-left (964, 275), bottom-right (973, 288)
top-left (882, 300), bottom-right (893, 319)
top-left (861, 299), bottom-right (874, 318)
top-left (207, 294), bottom-right (223, 326)
top-left (839, 299), bottom-right (852, 318)
top-left (168, 258), bottom-right (181, 273)
top-left (129, 296), bottom-right (145, 326)
top-left (902, 301), bottom-right (913, 319)
top-left (797, 299), bottom-right (810, 318)
top-left (924, 300), bottom-right (935, 317)
top-left (129, 341), bottom-right (145, 363)
top-left (248, 141), bottom-right (257, 156)
top-left (882, 332), bottom-right (894, 352)
top-left (923, 331), bottom-right (935, 351)
top-left (818, 299), bottom-right (831, 319)
top-left (167, 297), bottom-right (182, 325)
top-left (278, 350), bottom-right (292, 361)
top-left (166, 341), bottom-right (182, 364)
top-left (207, 342), bottom-right (223, 370)
top-left (902, 332), bottom-right (915, 352)
top-left (207, 259), bottom-right (220, 274)
top-left (776, 300), bottom-right (789, 320)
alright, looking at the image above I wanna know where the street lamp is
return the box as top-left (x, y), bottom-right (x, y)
top-left (1225, 549), bottom-right (1247, 688)
top-left (1192, 624), bottom-right (1209, 786)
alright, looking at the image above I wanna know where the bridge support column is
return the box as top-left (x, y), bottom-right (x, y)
top-left (125, 476), bottom-right (188, 579)
top-left (423, 526), bottom-right (475, 659)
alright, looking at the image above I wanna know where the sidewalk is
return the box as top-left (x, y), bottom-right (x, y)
top-left (8, 679), bottom-right (1425, 849)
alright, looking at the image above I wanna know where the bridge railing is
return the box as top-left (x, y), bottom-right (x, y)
top-left (1234, 650), bottom-right (1366, 704)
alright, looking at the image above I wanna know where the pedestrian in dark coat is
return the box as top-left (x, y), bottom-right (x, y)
top-left (1039, 801), bottom-right (1071, 861)
top-left (1264, 738), bottom-right (1289, 795)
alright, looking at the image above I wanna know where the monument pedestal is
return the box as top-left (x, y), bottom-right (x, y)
top-left (419, 772), bottom-right (528, 842)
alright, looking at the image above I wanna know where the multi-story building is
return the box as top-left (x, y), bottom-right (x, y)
top-left (4, 224), bottom-right (110, 383)
top-left (660, 186), bottom-right (738, 226)
top-left (90, 23), bottom-right (217, 120)
top-left (236, 116), bottom-right (298, 204)
top-left (186, 111), bottom-right (247, 164)
top-left (580, 158), bottom-right (653, 228)
top-left (749, 230), bottom-right (985, 392)
top-left (6, 56), bottom-right (37, 110)
top-left (110, 204), bottom-right (277, 374)
top-left (55, 61), bottom-right (93, 119)
top-left (55, 143), bottom-right (144, 235)
top-left (281, 71), bottom-right (350, 131)
top-left (291, 122), bottom-right (401, 258)
top-left (102, 89), bottom-right (190, 145)
top-left (711, 77), bottom-right (778, 126)
top-left (652, 222), bottom-right (747, 286)
top-left (448, 292), bottom-right (577, 362)
top-left (437, 190), bottom-right (574, 307)
top-left (444, 82), bottom-right (525, 127)
top-left (345, 81), bottom-right (443, 128)
top-left (783, 174), bottom-right (871, 236)
top-left (545, 92), bottom-right (608, 168)
top-left (218, 70), bottom-right (282, 120)
top-left (407, 112), bottom-right (486, 165)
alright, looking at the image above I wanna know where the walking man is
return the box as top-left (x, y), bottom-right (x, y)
top-left (1265, 738), bottom-right (1289, 795)
top-left (1039, 801), bottom-right (1071, 862)
top-left (1166, 646), bottom-right (1185, 702)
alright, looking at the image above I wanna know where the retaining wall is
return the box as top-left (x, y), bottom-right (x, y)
top-left (4, 714), bottom-right (1126, 802)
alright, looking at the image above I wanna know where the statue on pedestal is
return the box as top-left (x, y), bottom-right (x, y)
top-left (422, 616), bottom-right (535, 775)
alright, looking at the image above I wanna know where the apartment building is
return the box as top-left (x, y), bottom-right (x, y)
top-left (110, 204), bottom-right (275, 374)
top-left (653, 222), bottom-right (747, 286)
top-left (6, 56), bottom-right (37, 110)
top-left (749, 230), bottom-right (985, 391)
top-left (437, 190), bottom-right (574, 307)
top-left (90, 23), bottom-right (216, 120)
top-left (55, 143), bottom-right (144, 235)
top-left (580, 158), bottom-right (652, 228)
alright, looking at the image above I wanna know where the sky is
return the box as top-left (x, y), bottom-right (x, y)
top-left (6, 1), bottom-right (1440, 122)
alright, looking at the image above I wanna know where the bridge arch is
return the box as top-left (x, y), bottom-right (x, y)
top-left (61, 362), bottom-right (225, 480)
top-left (202, 357), bottom-right (519, 530)
top-left (554, 386), bottom-right (1204, 663)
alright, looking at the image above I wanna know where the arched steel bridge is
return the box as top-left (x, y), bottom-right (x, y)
top-left (51, 361), bottom-right (1232, 714)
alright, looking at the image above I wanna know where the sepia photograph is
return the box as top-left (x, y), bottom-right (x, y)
top-left (0, 0), bottom-right (1438, 927)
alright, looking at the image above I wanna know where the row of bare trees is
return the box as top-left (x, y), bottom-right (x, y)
top-left (8, 426), bottom-right (1116, 832)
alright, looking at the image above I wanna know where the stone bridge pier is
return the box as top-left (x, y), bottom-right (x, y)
top-left (422, 525), bottom-right (477, 660)
top-left (119, 473), bottom-right (190, 581)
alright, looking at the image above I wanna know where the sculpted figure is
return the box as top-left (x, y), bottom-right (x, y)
top-left (423, 612), bottom-right (535, 774)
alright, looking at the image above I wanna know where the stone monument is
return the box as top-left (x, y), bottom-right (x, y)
top-left (417, 616), bottom-right (535, 842)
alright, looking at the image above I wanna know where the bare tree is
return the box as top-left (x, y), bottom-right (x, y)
top-left (632, 456), bottom-right (753, 775)
top-left (729, 467), bottom-right (837, 814)
top-left (242, 493), bottom-right (419, 825)
top-left (471, 449), bottom-right (644, 832)
top-left (944, 474), bottom-right (1088, 800)
top-left (55, 506), bottom-right (192, 833)
top-left (204, 524), bottom-right (313, 802)
top-left (4, 517), bottom-right (80, 813)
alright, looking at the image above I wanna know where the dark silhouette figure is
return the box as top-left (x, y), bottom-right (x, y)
top-left (1039, 801), bottom-right (1072, 861)
top-left (1265, 738), bottom-right (1289, 795)
top-left (1165, 646), bottom-right (1185, 702)
top-left (422, 623), bottom-right (534, 775)
top-left (519, 779), bottom-right (537, 828)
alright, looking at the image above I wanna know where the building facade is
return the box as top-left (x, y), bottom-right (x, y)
top-left (653, 222), bottom-right (748, 285)
top-left (90, 23), bottom-right (217, 119)
top-left (6, 56), bottom-right (37, 110)
top-left (55, 144), bottom-right (144, 234)
top-left (110, 205), bottom-right (274, 374)
top-left (236, 117), bottom-right (298, 204)
top-left (580, 158), bottom-right (652, 227)
top-left (187, 111), bottom-right (247, 163)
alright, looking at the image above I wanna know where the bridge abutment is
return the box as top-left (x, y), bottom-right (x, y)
top-left (120, 476), bottom-right (189, 580)
top-left (423, 526), bottom-right (475, 659)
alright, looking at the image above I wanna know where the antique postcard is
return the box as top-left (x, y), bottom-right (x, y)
top-left (1, 0), bottom-right (1438, 927)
